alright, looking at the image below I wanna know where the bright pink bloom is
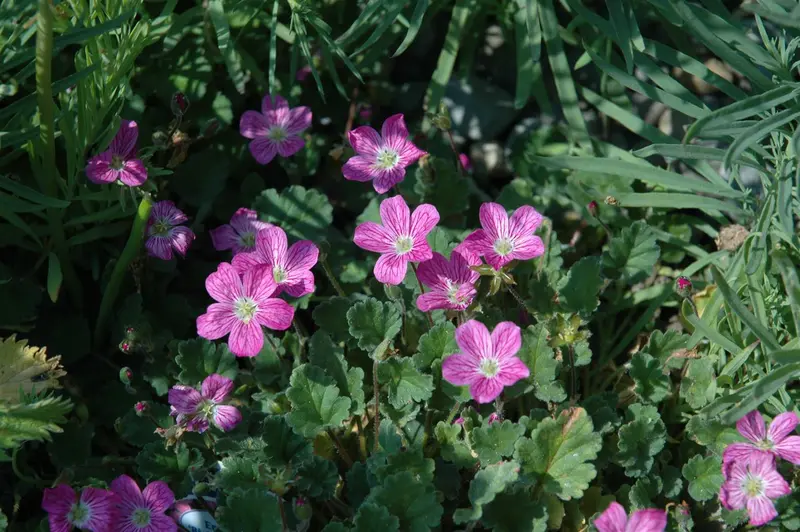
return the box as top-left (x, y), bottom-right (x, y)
top-left (594, 502), bottom-right (667, 532)
top-left (458, 153), bottom-right (472, 173)
top-left (86, 120), bottom-right (147, 187)
top-left (460, 202), bottom-right (544, 270)
top-left (240, 94), bottom-right (311, 165)
top-left (231, 226), bottom-right (318, 297)
top-left (168, 374), bottom-right (241, 432)
top-left (42, 484), bottom-right (115, 532)
top-left (196, 262), bottom-right (294, 357)
top-left (145, 201), bottom-right (195, 260)
top-left (343, 114), bottom-right (426, 194)
top-left (441, 320), bottom-right (530, 404)
top-left (723, 410), bottom-right (800, 466)
top-left (719, 453), bottom-right (791, 527)
top-left (110, 475), bottom-right (177, 532)
top-left (353, 195), bottom-right (439, 285)
top-left (415, 251), bottom-right (479, 312)
top-left (210, 208), bottom-right (272, 255)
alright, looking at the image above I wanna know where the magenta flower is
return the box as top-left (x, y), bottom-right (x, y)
top-left (168, 374), bottom-right (241, 432)
top-left (86, 120), bottom-right (147, 187)
top-left (415, 251), bottom-right (479, 312)
top-left (145, 201), bottom-right (195, 260)
top-left (723, 410), bottom-right (800, 466)
top-left (594, 502), bottom-right (667, 532)
top-left (42, 485), bottom-right (115, 532)
top-left (343, 114), bottom-right (426, 194)
top-left (231, 226), bottom-right (319, 297)
top-left (353, 195), bottom-right (439, 285)
top-left (441, 320), bottom-right (530, 404)
top-left (461, 202), bottom-right (545, 270)
top-left (196, 262), bottom-right (294, 357)
top-left (110, 475), bottom-right (177, 532)
top-left (210, 208), bottom-right (273, 255)
top-left (240, 94), bottom-right (311, 165)
top-left (720, 453), bottom-right (791, 527)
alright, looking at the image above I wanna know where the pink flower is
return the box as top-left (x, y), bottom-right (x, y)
top-left (145, 201), bottom-right (195, 260)
top-left (296, 65), bottom-right (312, 82)
top-left (231, 226), bottom-right (318, 297)
top-left (458, 153), bottom-right (472, 173)
top-left (240, 94), bottom-right (312, 165)
top-left (210, 208), bottom-right (272, 255)
top-left (415, 251), bottom-right (479, 312)
top-left (441, 320), bottom-right (530, 404)
top-left (487, 412), bottom-right (500, 424)
top-left (594, 502), bottom-right (667, 532)
top-left (460, 202), bottom-right (544, 270)
top-left (196, 262), bottom-right (294, 357)
top-left (86, 120), bottom-right (148, 187)
top-left (343, 114), bottom-right (426, 194)
top-left (168, 374), bottom-right (241, 432)
top-left (110, 475), bottom-right (177, 532)
top-left (719, 453), bottom-right (791, 527)
top-left (42, 485), bottom-right (115, 532)
top-left (353, 195), bottom-right (439, 285)
top-left (723, 410), bottom-right (800, 466)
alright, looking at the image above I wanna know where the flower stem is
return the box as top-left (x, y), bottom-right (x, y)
top-left (445, 401), bottom-right (462, 424)
top-left (372, 359), bottom-right (380, 452)
top-left (320, 255), bottom-right (347, 297)
top-left (94, 193), bottom-right (153, 346)
top-left (327, 428), bottom-right (354, 467)
top-left (355, 416), bottom-right (368, 461)
top-left (411, 262), bottom-right (434, 328)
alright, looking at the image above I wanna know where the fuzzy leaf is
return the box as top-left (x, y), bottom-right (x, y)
top-left (482, 488), bottom-right (548, 532)
top-left (686, 415), bottom-right (743, 454)
top-left (616, 404), bottom-right (666, 478)
top-left (602, 220), bottom-right (660, 282)
top-left (365, 471), bottom-right (444, 532)
top-left (310, 331), bottom-right (366, 415)
top-left (378, 358), bottom-right (434, 409)
top-left (629, 352), bottom-right (670, 404)
top-left (0, 335), bottom-right (66, 402)
top-left (254, 185), bottom-right (334, 241)
top-left (295, 455), bottom-right (339, 500)
top-left (175, 338), bottom-right (237, 384)
top-left (683, 455), bottom-right (724, 502)
top-left (260, 416), bottom-right (312, 466)
top-left (471, 420), bottom-right (526, 464)
top-left (514, 407), bottom-right (602, 500)
top-left (354, 503), bottom-right (400, 532)
top-left (371, 448), bottom-right (435, 485)
top-left (118, 404), bottom-right (173, 447)
top-left (215, 456), bottom-right (262, 492)
top-left (629, 475), bottom-right (662, 509)
top-left (413, 322), bottom-right (457, 370)
top-left (516, 325), bottom-right (566, 403)
top-left (286, 364), bottom-right (351, 437)
top-left (312, 297), bottom-right (353, 343)
top-left (662, 465), bottom-right (684, 498)
top-left (347, 298), bottom-right (402, 354)
top-left (434, 421), bottom-right (477, 468)
top-left (453, 461), bottom-right (520, 524)
top-left (643, 329), bottom-right (689, 368)
top-left (680, 358), bottom-right (717, 409)
top-left (216, 488), bottom-right (283, 532)
top-left (136, 441), bottom-right (204, 489)
top-left (557, 257), bottom-right (603, 314)
top-left (0, 394), bottom-right (72, 451)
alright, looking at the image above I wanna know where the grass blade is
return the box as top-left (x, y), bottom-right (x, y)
top-left (208, 0), bottom-right (246, 94)
top-left (723, 107), bottom-right (800, 170)
top-left (513, 0), bottom-right (537, 109)
top-left (686, 314), bottom-right (742, 354)
top-left (613, 192), bottom-right (744, 214)
top-left (393, 0), bottom-right (429, 57)
top-left (607, 0), bottom-right (634, 73)
top-left (268, 0), bottom-right (279, 93)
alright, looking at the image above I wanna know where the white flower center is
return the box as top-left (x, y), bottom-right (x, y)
top-left (239, 231), bottom-right (256, 249)
top-left (152, 219), bottom-right (170, 236)
top-left (267, 126), bottom-right (287, 142)
top-left (234, 297), bottom-right (259, 324)
top-left (68, 502), bottom-right (91, 527)
top-left (446, 281), bottom-right (468, 307)
top-left (131, 507), bottom-right (152, 527)
top-left (742, 474), bottom-right (764, 498)
top-left (479, 358), bottom-right (500, 378)
top-left (493, 237), bottom-right (514, 257)
top-left (756, 438), bottom-right (773, 451)
top-left (273, 265), bottom-right (288, 284)
top-left (394, 235), bottom-right (414, 255)
top-left (375, 148), bottom-right (399, 170)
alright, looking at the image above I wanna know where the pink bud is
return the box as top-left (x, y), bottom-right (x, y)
top-left (487, 413), bottom-right (500, 425)
top-left (296, 65), bottom-right (312, 82)
top-left (676, 276), bottom-right (693, 297)
top-left (171, 92), bottom-right (189, 117)
top-left (587, 201), bottom-right (599, 217)
top-left (458, 153), bottom-right (472, 173)
top-left (134, 401), bottom-right (149, 416)
top-left (453, 417), bottom-right (465, 425)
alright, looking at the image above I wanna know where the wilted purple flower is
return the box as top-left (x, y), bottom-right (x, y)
top-left (240, 95), bottom-right (312, 165)
top-left (86, 120), bottom-right (147, 187)
top-left (145, 201), bottom-right (195, 260)
top-left (168, 374), bottom-right (242, 433)
top-left (210, 208), bottom-right (273, 255)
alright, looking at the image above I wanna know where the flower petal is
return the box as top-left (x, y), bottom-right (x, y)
top-left (257, 226), bottom-right (288, 268)
top-left (509, 205), bottom-right (543, 237)
top-left (86, 152), bottom-right (117, 184)
top-left (457, 230), bottom-right (491, 263)
top-left (491, 322), bottom-right (522, 360)
top-left (746, 497), bottom-right (778, 527)
top-left (484, 249), bottom-right (512, 271)
top-left (380, 195), bottom-right (411, 237)
top-left (42, 484), bottom-right (76, 515)
top-left (348, 125), bottom-right (383, 156)
top-left (722, 443), bottom-right (761, 466)
top-left (511, 235), bottom-right (545, 262)
top-left (276, 135), bottom-right (305, 158)
top-left (243, 264), bottom-right (279, 302)
top-left (451, 250), bottom-right (480, 283)
top-left (354, 221), bottom-right (395, 253)
top-left (767, 411), bottom-right (799, 443)
top-left (229, 320), bottom-right (264, 357)
top-left (469, 377), bottom-right (505, 403)
top-left (119, 158), bottom-right (148, 186)
top-left (151, 200), bottom-right (187, 225)
top-left (416, 291), bottom-right (454, 312)
top-left (406, 239), bottom-right (433, 263)
top-left (80, 487), bottom-right (115, 532)
top-left (774, 435), bottom-right (800, 464)
top-left (110, 120), bottom-right (139, 158)
top-left (343, 155), bottom-right (378, 182)
top-left (410, 203), bottom-right (440, 241)
top-left (455, 320), bottom-right (493, 359)
top-left (374, 253), bottom-right (409, 285)
top-left (284, 106), bottom-right (312, 135)
top-left (231, 250), bottom-right (265, 275)
top-left (497, 357), bottom-right (530, 386)
top-left (593, 502), bottom-right (627, 532)
top-left (737, 410), bottom-right (767, 442)
top-left (625, 509), bottom-right (666, 532)
top-left (285, 240), bottom-right (319, 276)
top-left (284, 271), bottom-right (315, 298)
top-left (249, 138), bottom-right (278, 164)
top-left (197, 302), bottom-right (236, 340)
top-left (169, 226), bottom-right (195, 257)
top-left (201, 374), bottom-right (234, 403)
top-left (396, 139), bottom-right (427, 167)
top-left (206, 262), bottom-right (243, 303)
top-left (213, 405), bottom-right (242, 432)
top-left (262, 94), bottom-right (289, 115)
top-left (761, 466), bottom-right (792, 499)
top-left (372, 167), bottom-right (406, 194)
top-left (168, 385), bottom-right (203, 414)
top-left (381, 114), bottom-right (410, 153)
top-left (441, 353), bottom-right (481, 386)
top-left (416, 253), bottom-right (451, 289)
top-left (110, 474), bottom-right (145, 509)
top-left (230, 208), bottom-right (270, 234)
top-left (148, 512), bottom-right (179, 532)
top-left (142, 480), bottom-right (175, 513)
top-left (210, 224), bottom-right (238, 252)
top-left (146, 236), bottom-right (174, 261)
top-left (240, 110), bottom-right (270, 139)
top-left (479, 202), bottom-right (510, 242)
top-left (256, 298), bottom-right (295, 330)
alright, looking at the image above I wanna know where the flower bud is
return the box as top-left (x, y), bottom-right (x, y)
top-left (152, 130), bottom-right (169, 149)
top-left (293, 496), bottom-right (313, 522)
top-left (458, 153), bottom-right (472, 173)
top-left (192, 482), bottom-right (210, 496)
top-left (119, 341), bottom-right (131, 354)
top-left (170, 92), bottom-right (189, 117)
top-left (675, 276), bottom-right (693, 298)
top-left (134, 401), bottom-right (149, 416)
top-left (453, 417), bottom-right (465, 425)
top-left (587, 200), bottom-right (598, 217)
top-left (487, 412), bottom-right (500, 425)
top-left (431, 102), bottom-right (452, 131)
top-left (119, 367), bottom-right (133, 385)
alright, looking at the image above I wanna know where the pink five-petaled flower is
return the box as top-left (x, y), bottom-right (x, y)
top-left (210, 208), bottom-right (273, 255)
top-left (594, 501), bottom-right (667, 532)
top-left (196, 262), bottom-right (294, 357)
top-left (145, 201), bottom-right (195, 261)
top-left (168, 374), bottom-right (242, 433)
top-left (723, 410), bottom-right (800, 466)
top-left (353, 195), bottom-right (439, 285)
top-left (42, 484), bottom-right (115, 532)
top-left (441, 320), bottom-right (530, 404)
top-left (240, 94), bottom-right (311, 165)
top-left (231, 226), bottom-right (319, 298)
top-left (415, 251), bottom-right (479, 312)
top-left (110, 474), bottom-right (177, 532)
top-left (461, 202), bottom-right (545, 271)
top-left (86, 120), bottom-right (148, 187)
top-left (343, 114), bottom-right (427, 194)
top-left (719, 453), bottom-right (791, 527)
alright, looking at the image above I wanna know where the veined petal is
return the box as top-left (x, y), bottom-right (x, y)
top-left (142, 481), bottom-right (174, 513)
top-left (206, 263), bottom-right (243, 303)
top-left (257, 226), bottom-right (288, 268)
top-left (624, 509), bottom-right (666, 532)
top-left (497, 357), bottom-right (529, 386)
top-left (285, 240), bottom-right (319, 275)
top-left (509, 205), bottom-right (544, 237)
top-left (416, 253), bottom-right (451, 289)
top-left (86, 152), bottom-right (117, 184)
top-left (243, 264), bottom-right (279, 302)
top-left (761, 466), bottom-right (792, 499)
top-left (240, 110), bottom-right (270, 139)
top-left (284, 106), bottom-right (312, 135)
top-left (416, 291), bottom-right (454, 312)
top-left (380, 195), bottom-right (411, 237)
top-left (381, 114), bottom-right (410, 154)
top-left (169, 226), bottom-right (195, 257)
top-left (372, 166), bottom-right (406, 194)
top-left (457, 230), bottom-right (491, 262)
top-left (201, 374), bottom-right (234, 403)
top-left (110, 120), bottom-right (139, 158)
top-left (147, 512), bottom-right (179, 532)
top-left (405, 239), bottom-right (433, 263)
top-left (256, 298), bottom-right (295, 330)
top-left (746, 497), bottom-right (778, 527)
top-left (197, 302), bottom-right (236, 340)
top-left (469, 377), bottom-right (505, 403)
top-left (262, 94), bottom-right (289, 116)
top-left (232, 250), bottom-right (266, 275)
top-left (348, 125), bottom-right (383, 156)
top-left (396, 139), bottom-right (427, 167)
top-left (374, 253), bottom-right (409, 285)
top-left (774, 435), bottom-right (800, 464)
top-left (354, 222), bottom-right (395, 253)
top-left (343, 155), bottom-right (378, 182)
top-left (110, 474), bottom-right (145, 509)
top-left (168, 385), bottom-right (203, 414)
top-left (455, 320), bottom-right (493, 359)
top-left (441, 353), bottom-right (481, 386)
top-left (276, 135), bottom-right (305, 158)
top-left (479, 202), bottom-right (510, 242)
top-left (42, 484), bottom-right (76, 515)
top-left (410, 203), bottom-right (440, 241)
top-left (451, 250), bottom-right (480, 283)
top-left (284, 271), bottom-right (315, 298)
top-left (151, 200), bottom-right (187, 225)
top-left (491, 322), bottom-right (522, 360)
top-left (737, 411), bottom-right (767, 442)
top-left (229, 320), bottom-right (264, 357)
top-left (119, 158), bottom-right (148, 187)
top-left (484, 249), bottom-right (512, 271)
top-left (511, 235), bottom-right (545, 262)
top-left (230, 207), bottom-right (271, 234)
top-left (722, 443), bottom-right (761, 466)
top-left (210, 224), bottom-right (238, 252)
top-left (249, 138), bottom-right (278, 165)
top-left (146, 236), bottom-right (174, 261)
top-left (767, 411), bottom-right (799, 443)
top-left (593, 502), bottom-right (627, 532)
top-left (80, 487), bottom-right (115, 532)
top-left (213, 405), bottom-right (242, 432)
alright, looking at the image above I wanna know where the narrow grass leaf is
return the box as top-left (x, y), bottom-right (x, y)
top-left (723, 107), bottom-right (800, 170)
top-left (394, 0), bottom-right (429, 57)
top-left (614, 192), bottom-right (743, 214)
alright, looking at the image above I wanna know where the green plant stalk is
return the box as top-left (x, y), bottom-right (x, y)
top-left (36, 0), bottom-right (82, 307)
top-left (94, 193), bottom-right (153, 346)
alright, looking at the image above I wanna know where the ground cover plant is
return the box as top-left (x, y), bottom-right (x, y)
top-left (1, 0), bottom-right (800, 530)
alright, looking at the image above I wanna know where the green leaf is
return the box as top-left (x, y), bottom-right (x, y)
top-left (602, 220), bottom-right (660, 282)
top-left (377, 358), bottom-right (434, 409)
top-left (47, 421), bottom-right (94, 469)
top-left (0, 395), bottom-right (72, 451)
top-left (514, 407), bottom-right (602, 500)
top-left (616, 404), bottom-right (666, 478)
top-left (309, 332), bottom-right (366, 415)
top-left (354, 503), bottom-right (400, 532)
top-left (171, 151), bottom-right (229, 207)
top-left (434, 421), bottom-right (477, 468)
top-left (643, 330), bottom-right (689, 369)
top-left (0, 509), bottom-right (6, 531)
top-left (413, 322), bottom-right (457, 370)
top-left (557, 257), bottom-right (602, 314)
top-left (312, 297), bottom-right (353, 343)
top-left (136, 441), bottom-right (203, 487)
top-left (482, 487), bottom-right (548, 532)
top-left (365, 472), bottom-right (444, 532)
top-left (286, 364), bottom-right (351, 437)
top-left (259, 415), bottom-right (312, 467)
top-left (216, 489), bottom-right (283, 532)
top-left (686, 415), bottom-right (744, 454)
top-left (629, 475), bottom-right (662, 509)
top-left (347, 298), bottom-right (402, 353)
top-left (471, 421), bottom-right (526, 465)
top-left (295, 455), bottom-right (339, 500)
top-left (175, 338), bottom-right (238, 384)
top-left (371, 448), bottom-right (435, 485)
top-left (254, 186), bottom-right (334, 242)
top-left (46, 252), bottom-right (62, 303)
top-left (680, 358), bottom-right (717, 409)
top-left (516, 325), bottom-right (567, 403)
top-left (215, 456), bottom-right (262, 492)
top-left (453, 461), bottom-right (520, 524)
top-left (393, 0), bottom-right (430, 57)
top-left (629, 352), bottom-right (670, 404)
top-left (682, 455), bottom-right (724, 502)
top-left (207, 0), bottom-right (246, 93)
top-left (118, 404), bottom-right (173, 447)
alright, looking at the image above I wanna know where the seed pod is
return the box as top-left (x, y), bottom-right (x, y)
top-left (170, 92), bottom-right (189, 117)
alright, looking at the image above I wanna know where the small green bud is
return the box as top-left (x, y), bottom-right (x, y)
top-left (119, 367), bottom-right (133, 385)
top-left (293, 496), bottom-right (313, 521)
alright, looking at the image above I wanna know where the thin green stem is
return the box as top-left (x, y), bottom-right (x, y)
top-left (355, 416), bottom-right (368, 461)
top-left (320, 255), bottom-right (346, 297)
top-left (94, 193), bottom-right (153, 346)
top-left (445, 401), bottom-right (461, 424)
top-left (327, 428), bottom-right (354, 467)
top-left (372, 359), bottom-right (380, 453)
